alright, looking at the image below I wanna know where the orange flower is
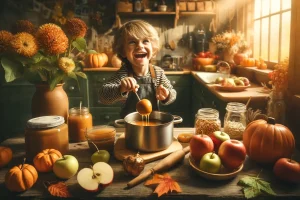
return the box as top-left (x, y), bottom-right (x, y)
top-left (36, 23), bottom-right (68, 55)
top-left (64, 18), bottom-right (87, 39)
top-left (10, 32), bottom-right (39, 57)
top-left (0, 30), bottom-right (13, 53)
top-left (12, 20), bottom-right (36, 34)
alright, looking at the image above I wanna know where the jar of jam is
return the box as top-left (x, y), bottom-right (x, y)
top-left (68, 107), bottom-right (93, 142)
top-left (223, 102), bottom-right (247, 140)
top-left (25, 116), bottom-right (69, 161)
top-left (194, 108), bottom-right (221, 135)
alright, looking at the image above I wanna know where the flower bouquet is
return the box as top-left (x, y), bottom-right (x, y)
top-left (0, 18), bottom-right (93, 90)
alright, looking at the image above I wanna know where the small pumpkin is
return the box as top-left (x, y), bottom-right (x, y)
top-left (5, 158), bottom-right (38, 192)
top-left (0, 146), bottom-right (13, 168)
top-left (33, 149), bottom-right (62, 172)
top-left (85, 53), bottom-right (108, 68)
top-left (243, 117), bottom-right (295, 164)
top-left (123, 153), bottom-right (145, 176)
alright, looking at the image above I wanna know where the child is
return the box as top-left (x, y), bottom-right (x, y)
top-left (99, 20), bottom-right (177, 118)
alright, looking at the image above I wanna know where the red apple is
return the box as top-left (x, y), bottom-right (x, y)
top-left (205, 51), bottom-right (213, 58)
top-left (218, 139), bottom-right (246, 170)
top-left (77, 162), bottom-right (114, 192)
top-left (198, 52), bottom-right (206, 58)
top-left (189, 134), bottom-right (214, 162)
top-left (273, 158), bottom-right (300, 183)
top-left (209, 131), bottom-right (230, 152)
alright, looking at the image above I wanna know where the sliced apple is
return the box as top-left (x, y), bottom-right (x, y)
top-left (77, 162), bottom-right (114, 192)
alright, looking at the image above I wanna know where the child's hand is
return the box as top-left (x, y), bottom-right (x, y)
top-left (120, 77), bottom-right (139, 93)
top-left (156, 85), bottom-right (170, 101)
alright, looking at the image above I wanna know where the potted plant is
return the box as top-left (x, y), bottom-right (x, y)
top-left (0, 18), bottom-right (93, 120)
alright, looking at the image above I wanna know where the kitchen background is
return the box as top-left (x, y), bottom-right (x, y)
top-left (0, 0), bottom-right (299, 149)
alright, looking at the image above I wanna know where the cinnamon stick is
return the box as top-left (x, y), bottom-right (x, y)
top-left (126, 146), bottom-right (190, 189)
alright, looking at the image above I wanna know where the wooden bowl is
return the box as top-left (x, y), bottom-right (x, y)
top-left (189, 156), bottom-right (243, 181)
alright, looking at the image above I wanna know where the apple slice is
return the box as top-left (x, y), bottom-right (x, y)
top-left (77, 162), bottom-right (114, 192)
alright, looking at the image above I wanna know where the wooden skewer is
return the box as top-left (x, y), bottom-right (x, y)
top-left (134, 91), bottom-right (141, 101)
top-left (246, 96), bottom-right (252, 108)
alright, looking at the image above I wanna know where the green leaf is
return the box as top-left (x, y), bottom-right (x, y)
top-left (87, 49), bottom-right (98, 54)
top-left (72, 38), bottom-right (87, 52)
top-left (75, 72), bottom-right (87, 79)
top-left (49, 72), bottom-right (65, 91)
top-left (238, 176), bottom-right (276, 199)
top-left (243, 186), bottom-right (261, 199)
top-left (1, 57), bottom-right (23, 82)
top-left (67, 72), bottom-right (77, 80)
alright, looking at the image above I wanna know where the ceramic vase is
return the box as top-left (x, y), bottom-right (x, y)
top-left (31, 83), bottom-right (69, 122)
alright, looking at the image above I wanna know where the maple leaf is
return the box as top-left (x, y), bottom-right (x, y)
top-left (44, 181), bottom-right (72, 198)
top-left (144, 173), bottom-right (182, 197)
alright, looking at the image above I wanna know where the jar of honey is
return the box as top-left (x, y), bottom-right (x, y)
top-left (68, 107), bottom-right (93, 142)
top-left (25, 116), bottom-right (69, 161)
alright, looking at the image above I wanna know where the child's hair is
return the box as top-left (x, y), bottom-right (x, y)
top-left (113, 20), bottom-right (159, 59)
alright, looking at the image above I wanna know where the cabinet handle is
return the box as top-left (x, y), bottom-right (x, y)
top-left (97, 77), bottom-right (106, 82)
top-left (104, 115), bottom-right (110, 120)
top-left (171, 81), bottom-right (176, 85)
top-left (69, 86), bottom-right (75, 91)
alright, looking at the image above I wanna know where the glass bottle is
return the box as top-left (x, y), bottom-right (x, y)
top-left (134, 0), bottom-right (143, 12)
top-left (68, 107), bottom-right (93, 142)
top-left (194, 108), bottom-right (221, 135)
top-left (267, 90), bottom-right (286, 124)
top-left (223, 102), bottom-right (247, 140)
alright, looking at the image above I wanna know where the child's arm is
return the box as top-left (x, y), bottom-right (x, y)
top-left (156, 71), bottom-right (177, 105)
top-left (98, 66), bottom-right (129, 105)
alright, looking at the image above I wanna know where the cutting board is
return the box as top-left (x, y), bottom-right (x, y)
top-left (114, 133), bottom-right (183, 163)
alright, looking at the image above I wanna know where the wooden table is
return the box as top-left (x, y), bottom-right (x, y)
top-left (0, 128), bottom-right (299, 199)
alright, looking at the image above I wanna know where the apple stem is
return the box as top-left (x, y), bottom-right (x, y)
top-left (84, 127), bottom-right (100, 152)
top-left (210, 152), bottom-right (215, 159)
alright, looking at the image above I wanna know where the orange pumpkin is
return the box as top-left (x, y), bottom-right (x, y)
top-left (5, 159), bottom-right (38, 192)
top-left (86, 53), bottom-right (108, 68)
top-left (243, 117), bottom-right (295, 164)
top-left (0, 146), bottom-right (13, 168)
top-left (33, 149), bottom-right (62, 172)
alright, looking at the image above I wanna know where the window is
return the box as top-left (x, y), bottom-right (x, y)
top-left (253, 0), bottom-right (291, 65)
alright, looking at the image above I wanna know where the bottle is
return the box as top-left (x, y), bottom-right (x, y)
top-left (68, 107), bottom-right (93, 142)
top-left (267, 90), bottom-right (286, 124)
top-left (194, 108), bottom-right (221, 135)
top-left (223, 102), bottom-right (247, 140)
top-left (134, 0), bottom-right (143, 12)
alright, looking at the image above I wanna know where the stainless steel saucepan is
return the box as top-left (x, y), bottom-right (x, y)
top-left (115, 111), bottom-right (183, 152)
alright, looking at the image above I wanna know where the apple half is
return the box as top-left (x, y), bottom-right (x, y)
top-left (77, 162), bottom-right (114, 192)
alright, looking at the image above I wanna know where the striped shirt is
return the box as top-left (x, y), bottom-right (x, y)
top-left (98, 64), bottom-right (177, 106)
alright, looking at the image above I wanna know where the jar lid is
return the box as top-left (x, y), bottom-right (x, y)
top-left (27, 116), bottom-right (65, 129)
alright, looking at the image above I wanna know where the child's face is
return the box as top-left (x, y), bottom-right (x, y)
top-left (124, 36), bottom-right (153, 70)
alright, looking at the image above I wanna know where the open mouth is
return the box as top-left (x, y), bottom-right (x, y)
top-left (134, 52), bottom-right (147, 59)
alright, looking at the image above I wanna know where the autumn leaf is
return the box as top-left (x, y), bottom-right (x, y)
top-left (145, 173), bottom-right (182, 197)
top-left (44, 181), bottom-right (72, 198)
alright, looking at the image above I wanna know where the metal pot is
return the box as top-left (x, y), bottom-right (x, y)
top-left (115, 111), bottom-right (182, 152)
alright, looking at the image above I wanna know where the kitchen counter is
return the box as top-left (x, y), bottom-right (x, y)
top-left (0, 128), bottom-right (299, 199)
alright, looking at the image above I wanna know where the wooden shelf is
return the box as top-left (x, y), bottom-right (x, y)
top-left (180, 11), bottom-right (216, 16)
top-left (117, 12), bottom-right (176, 16)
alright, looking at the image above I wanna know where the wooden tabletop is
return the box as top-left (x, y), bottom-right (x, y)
top-left (0, 128), bottom-right (299, 199)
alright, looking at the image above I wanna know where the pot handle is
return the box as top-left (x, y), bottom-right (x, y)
top-left (114, 119), bottom-right (126, 128)
top-left (173, 115), bottom-right (183, 124)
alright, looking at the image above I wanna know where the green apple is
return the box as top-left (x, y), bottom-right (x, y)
top-left (91, 150), bottom-right (110, 164)
top-left (199, 152), bottom-right (221, 173)
top-left (53, 155), bottom-right (79, 179)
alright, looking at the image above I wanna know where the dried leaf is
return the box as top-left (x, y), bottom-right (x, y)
top-left (144, 173), bottom-right (182, 197)
top-left (46, 182), bottom-right (72, 198)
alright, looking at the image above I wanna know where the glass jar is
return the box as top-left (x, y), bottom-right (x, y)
top-left (194, 108), bottom-right (221, 135)
top-left (25, 116), bottom-right (69, 161)
top-left (68, 107), bottom-right (93, 142)
top-left (223, 102), bottom-right (247, 140)
top-left (267, 90), bottom-right (286, 124)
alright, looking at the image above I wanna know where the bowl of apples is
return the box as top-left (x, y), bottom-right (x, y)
top-left (193, 51), bottom-right (215, 71)
top-left (189, 131), bottom-right (246, 180)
